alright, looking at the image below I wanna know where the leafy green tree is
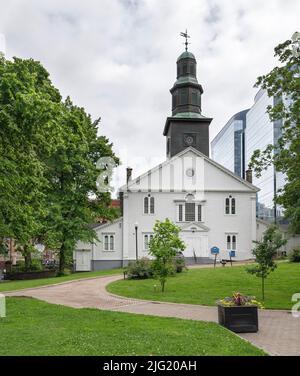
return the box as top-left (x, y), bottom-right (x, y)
top-left (249, 32), bottom-right (300, 233)
top-left (0, 56), bottom-right (119, 273)
top-left (0, 56), bottom-right (63, 269)
top-left (149, 219), bottom-right (185, 292)
top-left (246, 225), bottom-right (286, 301)
top-left (44, 98), bottom-right (119, 274)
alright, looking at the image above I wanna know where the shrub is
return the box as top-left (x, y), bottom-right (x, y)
top-left (12, 259), bottom-right (43, 273)
top-left (290, 248), bottom-right (300, 262)
top-left (126, 258), bottom-right (153, 279)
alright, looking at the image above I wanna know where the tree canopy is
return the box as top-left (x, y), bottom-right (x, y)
top-left (0, 56), bottom-right (119, 272)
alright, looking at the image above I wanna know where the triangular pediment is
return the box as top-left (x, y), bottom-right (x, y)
top-left (179, 222), bottom-right (210, 232)
top-left (118, 147), bottom-right (259, 193)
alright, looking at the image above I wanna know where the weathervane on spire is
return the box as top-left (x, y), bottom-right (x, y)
top-left (180, 29), bottom-right (190, 51)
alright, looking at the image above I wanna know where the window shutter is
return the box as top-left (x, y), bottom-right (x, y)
top-left (198, 205), bottom-right (202, 222)
top-left (179, 204), bottom-right (183, 222)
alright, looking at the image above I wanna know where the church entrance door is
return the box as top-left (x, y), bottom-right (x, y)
top-left (181, 233), bottom-right (208, 258)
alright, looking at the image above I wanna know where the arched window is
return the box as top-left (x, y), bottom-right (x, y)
top-left (110, 235), bottom-right (114, 251)
top-left (104, 235), bottom-right (109, 251)
top-left (150, 197), bottom-right (155, 214)
top-left (144, 197), bottom-right (149, 214)
top-left (227, 235), bottom-right (231, 250)
top-left (232, 235), bottom-right (236, 250)
top-left (144, 196), bottom-right (154, 215)
top-left (225, 196), bottom-right (236, 215)
top-left (143, 233), bottom-right (154, 251)
top-left (225, 198), bottom-right (230, 214)
top-left (231, 198), bottom-right (236, 214)
top-left (144, 234), bottom-right (149, 250)
top-left (103, 234), bottom-right (115, 251)
top-left (226, 234), bottom-right (237, 251)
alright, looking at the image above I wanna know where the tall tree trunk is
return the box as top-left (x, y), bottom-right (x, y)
top-left (24, 244), bottom-right (32, 271)
top-left (262, 277), bottom-right (265, 301)
top-left (59, 244), bottom-right (66, 275)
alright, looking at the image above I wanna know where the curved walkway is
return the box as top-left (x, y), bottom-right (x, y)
top-left (5, 274), bottom-right (300, 356)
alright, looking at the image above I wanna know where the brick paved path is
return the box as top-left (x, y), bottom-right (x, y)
top-left (5, 275), bottom-right (300, 356)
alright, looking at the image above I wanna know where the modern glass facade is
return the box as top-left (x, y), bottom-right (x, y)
top-left (211, 89), bottom-right (285, 224)
top-left (245, 89), bottom-right (285, 223)
top-left (211, 110), bottom-right (248, 178)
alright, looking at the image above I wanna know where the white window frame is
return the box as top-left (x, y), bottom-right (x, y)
top-left (143, 195), bottom-right (155, 215)
top-left (177, 203), bottom-right (203, 222)
top-left (225, 196), bottom-right (236, 215)
top-left (143, 233), bottom-right (154, 252)
top-left (226, 234), bottom-right (237, 251)
top-left (103, 233), bottom-right (115, 252)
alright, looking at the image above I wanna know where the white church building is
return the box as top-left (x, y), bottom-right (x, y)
top-left (74, 47), bottom-right (259, 271)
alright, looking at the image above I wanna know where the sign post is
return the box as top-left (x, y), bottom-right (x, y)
top-left (210, 246), bottom-right (220, 268)
top-left (229, 250), bottom-right (236, 266)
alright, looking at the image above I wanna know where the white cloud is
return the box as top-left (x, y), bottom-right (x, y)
top-left (0, 0), bottom-right (299, 194)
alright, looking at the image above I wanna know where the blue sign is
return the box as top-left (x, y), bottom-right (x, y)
top-left (229, 250), bottom-right (236, 258)
top-left (211, 246), bottom-right (220, 255)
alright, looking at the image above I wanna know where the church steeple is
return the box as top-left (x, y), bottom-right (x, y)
top-left (163, 34), bottom-right (212, 158)
top-left (171, 50), bottom-right (203, 117)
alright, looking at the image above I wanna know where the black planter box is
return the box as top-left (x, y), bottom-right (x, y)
top-left (217, 304), bottom-right (258, 333)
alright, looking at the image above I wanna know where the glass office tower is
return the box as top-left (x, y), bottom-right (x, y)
top-left (211, 109), bottom-right (248, 179)
top-left (245, 89), bottom-right (285, 223)
top-left (211, 89), bottom-right (285, 223)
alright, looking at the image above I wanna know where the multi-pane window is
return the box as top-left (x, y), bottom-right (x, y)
top-left (144, 196), bottom-right (154, 214)
top-left (185, 202), bottom-right (195, 221)
top-left (178, 203), bottom-right (202, 222)
top-left (103, 234), bottom-right (115, 251)
top-left (226, 235), bottom-right (237, 250)
top-left (225, 196), bottom-right (236, 215)
top-left (144, 234), bottom-right (154, 251)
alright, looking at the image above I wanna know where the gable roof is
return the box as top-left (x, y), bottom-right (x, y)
top-left (91, 217), bottom-right (123, 231)
top-left (119, 147), bottom-right (259, 193)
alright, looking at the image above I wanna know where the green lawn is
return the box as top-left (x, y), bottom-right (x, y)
top-left (0, 297), bottom-right (265, 356)
top-left (0, 268), bottom-right (122, 292)
top-left (107, 262), bottom-right (300, 310)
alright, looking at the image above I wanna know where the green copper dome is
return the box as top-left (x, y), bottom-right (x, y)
top-left (176, 51), bottom-right (195, 62)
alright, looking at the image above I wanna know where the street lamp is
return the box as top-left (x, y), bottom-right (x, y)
top-left (134, 222), bottom-right (138, 261)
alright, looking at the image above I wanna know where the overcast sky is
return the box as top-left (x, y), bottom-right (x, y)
top-left (0, 0), bottom-right (299, 195)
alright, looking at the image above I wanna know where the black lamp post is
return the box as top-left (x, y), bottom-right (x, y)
top-left (134, 222), bottom-right (138, 261)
